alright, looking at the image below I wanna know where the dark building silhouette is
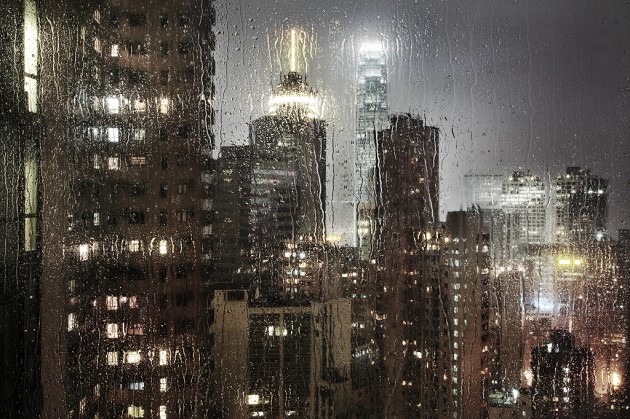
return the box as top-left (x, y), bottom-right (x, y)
top-left (531, 331), bottom-right (594, 417)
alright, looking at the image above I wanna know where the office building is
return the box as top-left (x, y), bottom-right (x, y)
top-left (355, 42), bottom-right (388, 259)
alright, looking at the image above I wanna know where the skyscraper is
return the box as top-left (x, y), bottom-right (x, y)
top-left (38, 1), bottom-right (215, 416)
top-left (355, 42), bottom-right (388, 259)
top-left (211, 42), bottom-right (352, 418)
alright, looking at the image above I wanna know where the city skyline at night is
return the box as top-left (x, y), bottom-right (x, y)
top-left (1, 0), bottom-right (629, 418)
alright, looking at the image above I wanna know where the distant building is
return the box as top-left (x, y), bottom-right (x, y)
top-left (355, 42), bottom-right (388, 259)
top-left (212, 290), bottom-right (352, 418)
top-left (554, 166), bottom-right (608, 244)
top-left (531, 331), bottom-right (594, 417)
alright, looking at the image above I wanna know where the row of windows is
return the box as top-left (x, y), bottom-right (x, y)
top-left (107, 12), bottom-right (192, 29)
top-left (108, 40), bottom-right (195, 57)
top-left (86, 125), bottom-right (192, 142)
top-left (92, 156), bottom-right (195, 171)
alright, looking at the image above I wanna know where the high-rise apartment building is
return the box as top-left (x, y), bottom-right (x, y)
top-left (38, 1), bottom-right (215, 417)
top-left (355, 42), bottom-right (388, 259)
top-left (212, 290), bottom-right (352, 418)
top-left (373, 115), bottom-right (442, 417)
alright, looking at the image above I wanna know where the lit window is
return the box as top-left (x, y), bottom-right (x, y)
top-left (106, 323), bottom-right (119, 339)
top-left (160, 98), bottom-right (170, 114)
top-left (79, 243), bottom-right (90, 261)
top-left (107, 127), bottom-right (119, 142)
top-left (129, 156), bottom-right (146, 166)
top-left (106, 296), bottom-right (118, 310)
top-left (159, 405), bottom-right (167, 419)
top-left (94, 37), bottom-right (101, 53)
top-left (129, 240), bottom-right (140, 252)
top-left (127, 405), bottom-right (144, 418)
top-left (107, 157), bottom-right (120, 170)
top-left (247, 394), bottom-right (260, 405)
top-left (106, 351), bottom-right (118, 366)
top-left (128, 295), bottom-right (139, 308)
top-left (67, 313), bottom-right (76, 331)
top-left (133, 128), bottom-right (146, 142)
top-left (128, 381), bottom-right (144, 391)
top-left (159, 377), bottom-right (168, 392)
top-left (159, 349), bottom-right (169, 365)
top-left (159, 240), bottom-right (168, 255)
top-left (79, 398), bottom-right (86, 415)
top-left (133, 98), bottom-right (146, 112)
top-left (125, 351), bottom-right (141, 364)
top-left (110, 44), bottom-right (119, 57)
top-left (106, 96), bottom-right (120, 114)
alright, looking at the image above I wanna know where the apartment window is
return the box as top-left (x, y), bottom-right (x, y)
top-left (106, 351), bottom-right (118, 366)
top-left (160, 14), bottom-right (168, 28)
top-left (128, 295), bottom-right (140, 309)
top-left (107, 127), bottom-right (119, 142)
top-left (160, 70), bottom-right (169, 85)
top-left (160, 42), bottom-right (169, 56)
top-left (128, 323), bottom-right (144, 336)
top-left (127, 406), bottom-right (144, 418)
top-left (159, 128), bottom-right (168, 141)
top-left (127, 41), bottom-right (148, 56)
top-left (158, 240), bottom-right (168, 255)
top-left (176, 125), bottom-right (189, 138)
top-left (133, 98), bottom-right (147, 112)
top-left (159, 97), bottom-right (170, 114)
top-left (129, 184), bottom-right (146, 196)
top-left (159, 266), bottom-right (168, 282)
top-left (128, 381), bottom-right (145, 391)
top-left (159, 405), bottom-right (167, 419)
top-left (177, 183), bottom-right (187, 195)
top-left (110, 44), bottom-right (119, 57)
top-left (128, 211), bottom-right (145, 225)
top-left (106, 96), bottom-right (120, 113)
top-left (125, 351), bottom-right (141, 364)
top-left (159, 322), bottom-right (168, 337)
top-left (178, 41), bottom-right (193, 54)
top-left (128, 70), bottom-right (147, 85)
top-left (106, 296), bottom-right (118, 310)
top-left (94, 37), bottom-right (102, 53)
top-left (128, 14), bottom-right (147, 27)
top-left (179, 14), bottom-right (189, 27)
top-left (159, 211), bottom-right (168, 226)
top-left (67, 313), bottom-right (77, 331)
top-left (159, 378), bottom-right (168, 392)
top-left (133, 128), bottom-right (146, 142)
top-left (129, 240), bottom-right (141, 252)
top-left (161, 157), bottom-right (168, 170)
top-left (93, 154), bottom-right (101, 169)
top-left (93, 9), bottom-right (101, 23)
top-left (159, 349), bottom-right (169, 366)
top-left (129, 156), bottom-right (146, 166)
top-left (160, 183), bottom-right (168, 197)
top-left (106, 323), bottom-right (120, 339)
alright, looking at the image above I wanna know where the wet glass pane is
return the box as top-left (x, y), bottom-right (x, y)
top-left (0, 0), bottom-right (628, 418)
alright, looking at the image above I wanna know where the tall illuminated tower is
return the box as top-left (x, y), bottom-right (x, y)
top-left (355, 42), bottom-right (388, 259)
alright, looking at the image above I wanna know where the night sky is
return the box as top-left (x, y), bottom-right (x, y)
top-left (214, 0), bottom-right (630, 242)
